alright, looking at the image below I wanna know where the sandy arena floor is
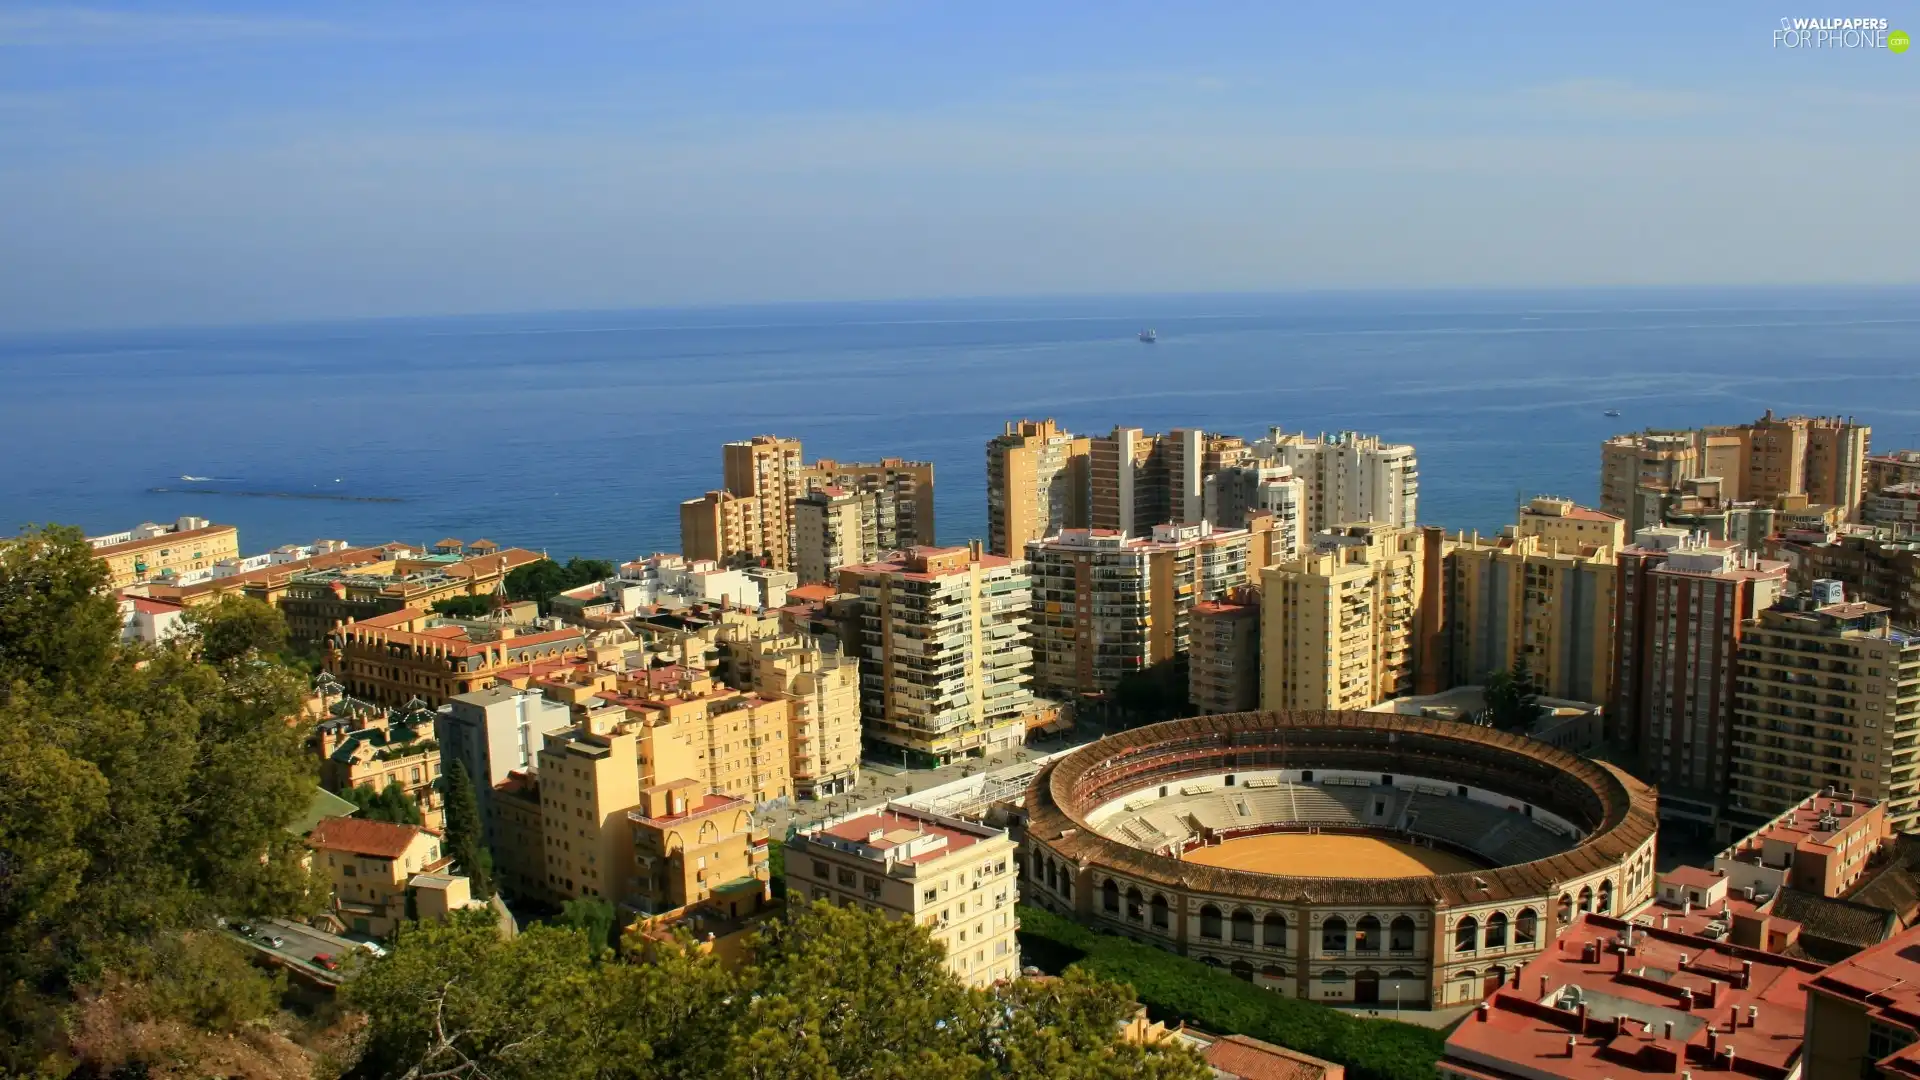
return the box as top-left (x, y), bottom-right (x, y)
top-left (1181, 832), bottom-right (1484, 878)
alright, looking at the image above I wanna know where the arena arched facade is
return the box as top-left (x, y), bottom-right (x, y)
top-left (1019, 711), bottom-right (1658, 1009)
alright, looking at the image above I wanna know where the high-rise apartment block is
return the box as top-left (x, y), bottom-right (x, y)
top-left (1769, 530), bottom-right (1920, 630)
top-left (800, 457), bottom-right (936, 550)
top-left (1443, 497), bottom-right (1621, 703)
top-left (1026, 519), bottom-right (1274, 695)
top-left (1203, 463), bottom-right (1305, 559)
top-left (985, 418), bottom-right (1089, 556)
top-left (794, 487), bottom-right (878, 585)
top-left (1611, 527), bottom-right (1788, 828)
top-left (1166, 429), bottom-right (1250, 526)
top-left (1253, 428), bottom-right (1419, 536)
top-left (536, 724), bottom-right (642, 904)
top-left (1260, 523), bottom-right (1442, 711)
top-left (1089, 426), bottom-right (1170, 537)
top-left (786, 806), bottom-right (1019, 988)
top-left (436, 686), bottom-right (575, 843)
top-left (679, 490), bottom-right (766, 569)
top-left (837, 544), bottom-right (1035, 765)
top-left (1189, 592), bottom-right (1261, 715)
top-left (1729, 581), bottom-right (1920, 834)
top-left (612, 667), bottom-right (793, 806)
top-left (1601, 413), bottom-right (1872, 531)
top-left (722, 435), bottom-right (806, 569)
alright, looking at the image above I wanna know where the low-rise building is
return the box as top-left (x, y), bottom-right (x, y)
top-left (278, 544), bottom-right (544, 644)
top-left (1439, 912), bottom-right (1824, 1080)
top-left (119, 594), bottom-right (189, 644)
top-left (1715, 789), bottom-right (1891, 901)
top-left (786, 805), bottom-right (1019, 988)
top-left (307, 816), bottom-right (451, 938)
top-left (87, 516), bottom-right (241, 589)
top-left (626, 777), bottom-right (770, 916)
top-left (326, 607), bottom-right (588, 708)
top-left (315, 709), bottom-right (445, 829)
top-left (1805, 922), bottom-right (1920, 1079)
top-left (489, 770), bottom-right (550, 905)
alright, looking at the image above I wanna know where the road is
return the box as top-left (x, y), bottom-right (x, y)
top-left (222, 916), bottom-right (369, 983)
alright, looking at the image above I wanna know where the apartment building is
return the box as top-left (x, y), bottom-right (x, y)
top-left (800, 457), bottom-right (936, 550)
top-left (1025, 519), bottom-right (1273, 696)
top-left (627, 777), bottom-right (770, 916)
top-left (1165, 429), bottom-right (1250, 526)
top-left (1869, 449), bottom-right (1920, 492)
top-left (307, 816), bottom-right (450, 938)
top-left (722, 435), bottom-right (807, 569)
top-left (731, 631), bottom-right (863, 798)
top-left (1769, 529), bottom-right (1920, 631)
top-left (1089, 426), bottom-right (1170, 537)
top-left (278, 544), bottom-right (544, 644)
top-left (1729, 581), bottom-right (1920, 834)
top-left (436, 686), bottom-right (574, 844)
top-left (1190, 593), bottom-right (1261, 715)
top-left (611, 667), bottom-right (794, 805)
top-left (1252, 429), bottom-right (1419, 536)
top-left (679, 490), bottom-right (767, 569)
top-left (315, 710), bottom-right (445, 829)
top-left (536, 724), bottom-right (642, 904)
top-left (1601, 413), bottom-right (1872, 529)
top-left (1713, 789), bottom-right (1891, 900)
top-left (1260, 522), bottom-right (1441, 711)
top-left (794, 486), bottom-right (879, 585)
top-left (1865, 484), bottom-right (1920, 531)
top-left (1203, 463), bottom-right (1305, 559)
top-left (786, 805), bottom-right (1020, 988)
top-left (1804, 922), bottom-right (1920, 1079)
top-left (87, 516), bottom-right (241, 589)
top-left (1443, 498), bottom-right (1620, 704)
top-left (837, 544), bottom-right (1036, 765)
top-left (1611, 527), bottom-right (1788, 829)
top-left (985, 418), bottom-right (1090, 556)
top-left (489, 770), bottom-right (550, 904)
top-left (326, 607), bottom-right (588, 708)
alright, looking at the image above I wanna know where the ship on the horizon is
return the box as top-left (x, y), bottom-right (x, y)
top-left (1138, 329), bottom-right (1157, 343)
top-left (1603, 409), bottom-right (1622, 418)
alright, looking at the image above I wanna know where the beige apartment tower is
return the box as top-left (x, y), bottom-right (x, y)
top-left (1189, 594), bottom-right (1262, 715)
top-left (794, 487), bottom-right (878, 585)
top-left (800, 457), bottom-right (936, 550)
top-left (1089, 426), bottom-right (1169, 537)
top-left (986, 418), bottom-right (1090, 556)
top-left (734, 631), bottom-right (864, 798)
top-left (1600, 413), bottom-right (1871, 530)
top-left (1729, 580), bottom-right (1920, 835)
top-left (536, 725), bottom-right (642, 905)
top-left (680, 490), bottom-right (766, 568)
top-left (838, 544), bottom-right (1036, 765)
top-left (1260, 522), bottom-right (1440, 712)
top-left (1253, 428), bottom-right (1419, 536)
top-left (787, 805), bottom-right (1020, 988)
top-left (723, 435), bottom-right (806, 569)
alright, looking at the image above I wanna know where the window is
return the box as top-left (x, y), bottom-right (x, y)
top-left (1102, 879), bottom-right (1120, 914)
top-left (1515, 908), bottom-right (1538, 945)
top-left (1231, 909), bottom-right (1255, 944)
top-left (1389, 916), bottom-right (1416, 951)
top-left (1263, 913), bottom-right (1287, 949)
top-left (1455, 916), bottom-right (1479, 953)
top-left (1322, 917), bottom-right (1348, 953)
top-left (814, 860), bottom-right (829, 879)
top-left (1485, 912), bottom-right (1509, 949)
top-left (1356, 915), bottom-right (1381, 952)
top-left (1200, 905), bottom-right (1223, 940)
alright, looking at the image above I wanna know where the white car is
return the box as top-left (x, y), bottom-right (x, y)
top-left (357, 941), bottom-right (389, 958)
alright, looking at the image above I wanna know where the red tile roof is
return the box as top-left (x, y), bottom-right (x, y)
top-left (307, 816), bottom-right (432, 859)
top-left (1204, 1034), bottom-right (1342, 1080)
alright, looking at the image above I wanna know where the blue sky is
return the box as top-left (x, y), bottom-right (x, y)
top-left (1, 2), bottom-right (1916, 330)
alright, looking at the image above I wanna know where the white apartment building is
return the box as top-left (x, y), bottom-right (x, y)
top-left (1254, 428), bottom-right (1418, 536)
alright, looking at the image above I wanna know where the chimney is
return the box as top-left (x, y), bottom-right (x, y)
top-left (1476, 1002), bottom-right (1490, 1022)
top-left (1723, 1045), bottom-right (1736, 1070)
top-left (1747, 1005), bottom-right (1758, 1027)
top-left (1540, 975), bottom-right (1551, 997)
top-left (1707, 1029), bottom-right (1719, 1056)
top-left (1740, 960), bottom-right (1753, 990)
top-left (968, 539), bottom-right (983, 562)
top-left (1577, 1003), bottom-right (1589, 1033)
top-left (1566, 1036), bottom-right (1578, 1058)
top-left (1664, 1021), bottom-right (1675, 1042)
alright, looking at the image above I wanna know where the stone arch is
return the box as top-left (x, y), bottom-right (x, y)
top-left (1101, 878), bottom-right (1120, 914)
top-left (1263, 912), bottom-right (1287, 949)
top-left (1485, 911), bottom-right (1509, 949)
top-left (1126, 886), bottom-right (1144, 922)
top-left (1515, 907), bottom-right (1538, 945)
top-left (1356, 915), bottom-right (1382, 953)
top-left (1200, 904), bottom-right (1223, 940)
top-left (1578, 884), bottom-right (1594, 913)
top-left (1389, 915), bottom-right (1416, 951)
top-left (1150, 893), bottom-right (1170, 930)
top-left (1321, 916), bottom-right (1348, 953)
top-left (1230, 959), bottom-right (1255, 982)
top-left (1598, 878), bottom-right (1615, 913)
top-left (1231, 908), bottom-right (1256, 944)
top-left (1455, 915), bottom-right (1479, 953)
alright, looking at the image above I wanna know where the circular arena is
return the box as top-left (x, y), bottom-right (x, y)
top-left (1020, 711), bottom-right (1658, 1009)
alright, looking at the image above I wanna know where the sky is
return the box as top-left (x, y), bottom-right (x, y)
top-left (1, 1), bottom-right (1917, 331)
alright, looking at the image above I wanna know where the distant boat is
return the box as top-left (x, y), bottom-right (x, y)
top-left (1138, 329), bottom-right (1158, 343)
top-left (179, 475), bottom-right (212, 482)
top-left (1604, 409), bottom-right (1622, 418)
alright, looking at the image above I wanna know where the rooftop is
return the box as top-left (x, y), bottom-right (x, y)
top-left (1806, 925), bottom-right (1920, 1072)
top-left (307, 816), bottom-right (432, 859)
top-left (1442, 913), bottom-right (1823, 1080)
top-left (1197, 1033), bottom-right (1342, 1080)
top-left (1725, 792), bottom-right (1880, 859)
top-left (803, 805), bottom-right (1001, 867)
top-left (90, 523), bottom-right (236, 557)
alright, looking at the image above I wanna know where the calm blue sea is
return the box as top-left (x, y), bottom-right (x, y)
top-left (3, 288), bottom-right (1918, 561)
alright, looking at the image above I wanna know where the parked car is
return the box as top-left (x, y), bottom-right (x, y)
top-left (312, 953), bottom-right (340, 971)
top-left (234, 922), bottom-right (254, 936)
top-left (260, 933), bottom-right (285, 948)
top-left (357, 941), bottom-right (388, 958)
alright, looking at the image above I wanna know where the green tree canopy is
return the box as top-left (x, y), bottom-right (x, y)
top-left (345, 781), bottom-right (425, 826)
top-left (0, 525), bottom-right (327, 1071)
top-left (505, 557), bottom-right (617, 613)
top-left (1483, 659), bottom-right (1542, 731)
top-left (184, 594), bottom-right (288, 665)
top-left (344, 901), bottom-right (1210, 1080)
top-left (431, 594), bottom-right (496, 619)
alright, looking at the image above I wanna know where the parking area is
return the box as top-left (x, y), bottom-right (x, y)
top-left (222, 917), bottom-right (369, 983)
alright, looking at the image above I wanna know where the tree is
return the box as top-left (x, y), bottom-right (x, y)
top-left (556, 897), bottom-right (618, 953)
top-left (431, 594), bottom-right (496, 619)
top-left (505, 557), bottom-right (617, 613)
top-left (183, 595), bottom-right (288, 665)
top-left (0, 526), bottom-right (325, 1068)
top-left (441, 759), bottom-right (495, 899)
top-left (1483, 659), bottom-right (1542, 732)
top-left (346, 781), bottom-right (425, 826)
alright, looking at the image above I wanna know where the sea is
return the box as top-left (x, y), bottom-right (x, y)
top-left (3, 287), bottom-right (1918, 561)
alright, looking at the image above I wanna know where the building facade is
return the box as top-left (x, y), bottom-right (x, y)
top-left (679, 489), bottom-right (766, 569)
top-left (436, 686), bottom-right (575, 843)
top-left (1611, 527), bottom-right (1789, 831)
top-left (536, 724), bottom-right (642, 905)
top-left (787, 805), bottom-right (1020, 988)
top-left (722, 435), bottom-right (807, 569)
top-left (1869, 449), bottom-right (1920, 492)
top-left (1769, 530), bottom-right (1920, 632)
top-left (838, 544), bottom-right (1036, 765)
top-left (986, 418), bottom-right (1090, 556)
top-left (732, 631), bottom-right (863, 798)
top-left (800, 457), bottom-right (936, 550)
top-left (1804, 922), bottom-right (1920, 1079)
top-left (1026, 520), bottom-right (1272, 696)
top-left (1089, 426), bottom-right (1170, 537)
top-left (793, 486), bottom-right (878, 585)
top-left (327, 608), bottom-right (588, 707)
top-left (88, 517), bottom-right (241, 589)
top-left (1189, 595), bottom-right (1261, 715)
top-left (627, 778), bottom-right (769, 916)
top-left (1261, 523), bottom-right (1441, 712)
top-left (1729, 582), bottom-right (1920, 834)
top-left (1601, 413), bottom-right (1872, 530)
top-left (307, 817), bottom-right (450, 938)
top-left (1253, 429), bottom-right (1418, 537)
top-left (1204, 463), bottom-right (1305, 559)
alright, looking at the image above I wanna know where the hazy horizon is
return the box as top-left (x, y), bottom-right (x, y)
top-left (3, 2), bottom-right (1917, 332)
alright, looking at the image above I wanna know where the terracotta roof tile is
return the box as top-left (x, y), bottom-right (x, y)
top-left (307, 816), bottom-right (431, 858)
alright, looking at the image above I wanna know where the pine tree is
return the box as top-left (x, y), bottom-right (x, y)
top-left (441, 758), bottom-right (495, 899)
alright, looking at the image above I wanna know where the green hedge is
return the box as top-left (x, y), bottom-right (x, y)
top-left (1016, 905), bottom-right (1444, 1080)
